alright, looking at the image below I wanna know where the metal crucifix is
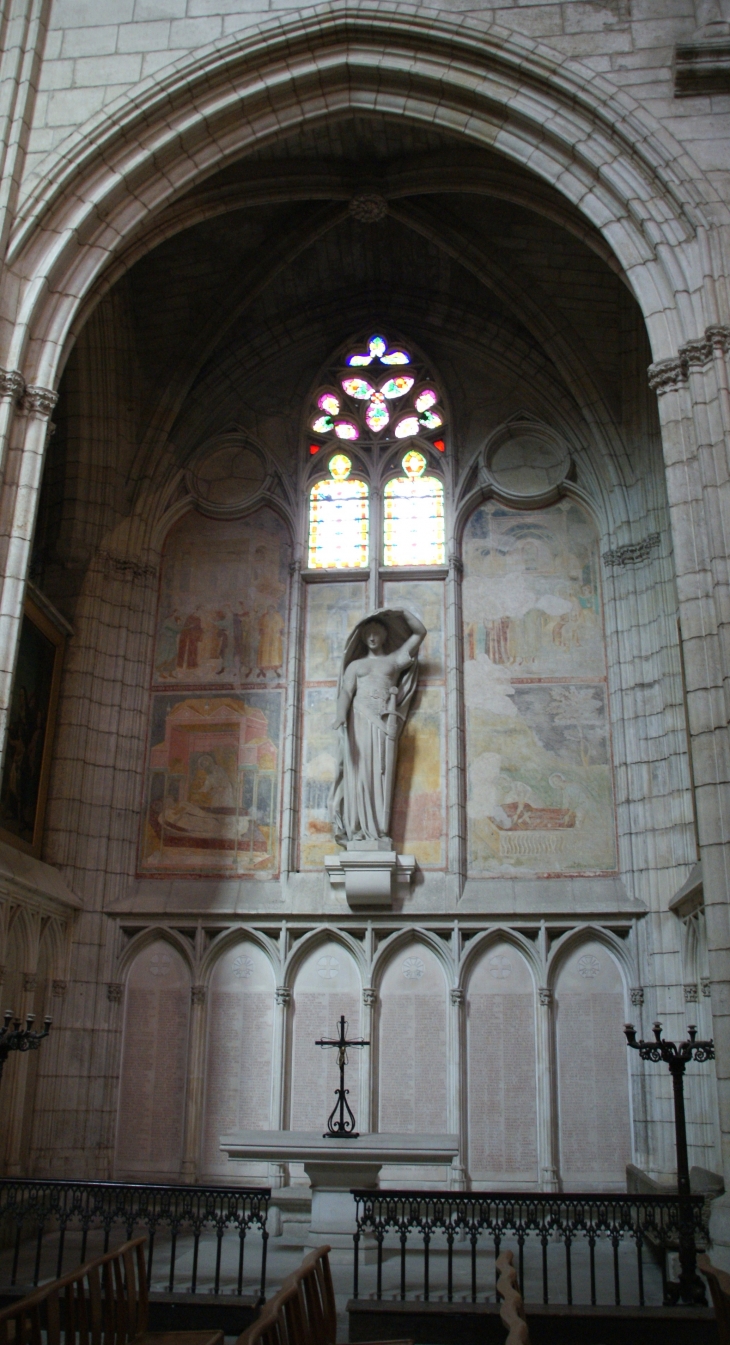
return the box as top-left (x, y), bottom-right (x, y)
top-left (315, 1014), bottom-right (369, 1138)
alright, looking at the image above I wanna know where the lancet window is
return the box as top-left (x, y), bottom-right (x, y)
top-left (308, 453), bottom-right (369, 569)
top-left (384, 450), bottom-right (445, 566)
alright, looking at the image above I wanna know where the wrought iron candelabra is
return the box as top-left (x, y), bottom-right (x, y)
top-left (0, 1009), bottom-right (52, 1088)
top-left (315, 1015), bottom-right (369, 1138)
top-left (625, 1019), bottom-right (713, 1306)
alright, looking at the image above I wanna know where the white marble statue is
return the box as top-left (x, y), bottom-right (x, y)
top-left (331, 609), bottom-right (426, 845)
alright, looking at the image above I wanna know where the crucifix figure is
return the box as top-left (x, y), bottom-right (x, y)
top-left (315, 1015), bottom-right (370, 1138)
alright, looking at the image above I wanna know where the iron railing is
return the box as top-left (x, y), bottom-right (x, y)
top-left (351, 1189), bottom-right (708, 1308)
top-left (0, 1179), bottom-right (271, 1303)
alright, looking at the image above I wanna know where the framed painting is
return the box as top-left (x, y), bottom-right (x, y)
top-left (0, 594), bottom-right (66, 856)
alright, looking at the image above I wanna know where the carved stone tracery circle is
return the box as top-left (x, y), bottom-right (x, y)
top-left (402, 956), bottom-right (425, 980)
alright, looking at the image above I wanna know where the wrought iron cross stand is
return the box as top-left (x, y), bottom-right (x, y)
top-left (625, 1019), bottom-right (713, 1306)
top-left (315, 1015), bottom-right (369, 1138)
top-left (0, 1009), bottom-right (52, 1088)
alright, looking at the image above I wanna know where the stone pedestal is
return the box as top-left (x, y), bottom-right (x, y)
top-left (220, 1129), bottom-right (459, 1253)
top-left (324, 840), bottom-right (416, 907)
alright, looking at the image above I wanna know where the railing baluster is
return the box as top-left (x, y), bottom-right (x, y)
top-left (214, 1228), bottom-right (223, 1295)
top-left (636, 1234), bottom-right (645, 1307)
top-left (190, 1232), bottom-right (200, 1294)
top-left (376, 1231), bottom-right (384, 1301)
top-left (565, 1235), bottom-right (573, 1306)
top-left (56, 1226), bottom-right (66, 1281)
top-left (353, 1228), bottom-right (360, 1301)
top-left (236, 1229), bottom-right (244, 1297)
top-left (400, 1228), bottom-right (407, 1301)
top-left (541, 1234), bottom-right (549, 1305)
top-left (33, 1223), bottom-right (44, 1285)
top-left (11, 1223), bottom-right (22, 1285)
top-left (470, 1231), bottom-right (477, 1304)
top-left (613, 1235), bottom-right (621, 1306)
top-left (423, 1230), bottom-right (430, 1303)
top-left (447, 1227), bottom-right (453, 1303)
top-left (168, 1230), bottom-right (177, 1294)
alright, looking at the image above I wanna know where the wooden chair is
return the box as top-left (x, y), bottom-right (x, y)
top-left (496, 1250), bottom-right (530, 1345)
top-left (236, 1244), bottom-right (412, 1345)
top-left (699, 1252), bottom-right (730, 1343)
top-left (0, 1236), bottom-right (223, 1345)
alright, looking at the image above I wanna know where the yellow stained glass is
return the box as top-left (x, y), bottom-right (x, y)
top-left (309, 477), bottom-right (369, 569)
top-left (383, 474), bottom-right (445, 566)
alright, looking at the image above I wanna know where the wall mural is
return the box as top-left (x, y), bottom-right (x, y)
top-left (153, 510), bottom-right (289, 686)
top-left (462, 499), bottom-right (616, 875)
top-left (140, 507), bottom-right (290, 876)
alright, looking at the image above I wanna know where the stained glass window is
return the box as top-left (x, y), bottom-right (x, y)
top-left (308, 334), bottom-right (446, 450)
top-left (383, 451), bottom-right (445, 566)
top-left (308, 454), bottom-right (369, 569)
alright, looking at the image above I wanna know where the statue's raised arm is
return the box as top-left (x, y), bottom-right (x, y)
top-left (330, 609), bottom-right (426, 845)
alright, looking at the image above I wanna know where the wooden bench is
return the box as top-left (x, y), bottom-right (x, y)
top-left (699, 1252), bottom-right (730, 1343)
top-left (0, 1236), bottom-right (223, 1345)
top-left (496, 1250), bottom-right (530, 1345)
top-left (236, 1244), bottom-right (412, 1345)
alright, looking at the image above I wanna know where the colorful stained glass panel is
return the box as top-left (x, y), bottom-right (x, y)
top-left (366, 395), bottom-right (389, 432)
top-left (342, 378), bottom-right (374, 399)
top-left (394, 415), bottom-right (420, 439)
top-left (381, 376), bottom-right (414, 399)
top-left (309, 478), bottom-right (369, 569)
top-left (383, 475), bottom-right (445, 566)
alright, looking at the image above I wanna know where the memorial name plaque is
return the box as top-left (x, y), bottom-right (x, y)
top-left (290, 942), bottom-right (362, 1130)
top-left (116, 942), bottom-right (190, 1181)
top-left (556, 942), bottom-right (631, 1187)
top-left (378, 942), bottom-right (448, 1171)
top-left (202, 941), bottom-right (275, 1179)
top-left (467, 942), bottom-right (538, 1183)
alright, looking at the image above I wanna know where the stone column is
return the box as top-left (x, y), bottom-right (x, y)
top-left (270, 985), bottom-right (291, 1130)
top-left (360, 986), bottom-right (376, 1133)
top-left (0, 384), bottom-right (57, 758)
top-left (369, 486), bottom-right (381, 611)
top-left (448, 986), bottom-right (467, 1189)
top-left (650, 329), bottom-right (730, 1261)
top-left (4, 970), bottom-right (39, 1174)
top-left (445, 552), bottom-right (466, 887)
top-left (181, 984), bottom-right (207, 1183)
top-left (536, 987), bottom-right (559, 1192)
top-left (280, 561), bottom-right (304, 877)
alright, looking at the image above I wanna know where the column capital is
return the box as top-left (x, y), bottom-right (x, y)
top-left (448, 552), bottom-right (463, 578)
top-left (23, 972), bottom-right (37, 993)
top-left (52, 979), bottom-right (68, 997)
top-left (702, 977), bottom-right (711, 998)
top-left (22, 385), bottom-right (58, 418)
top-left (538, 987), bottom-right (553, 1007)
top-left (684, 982), bottom-right (699, 1003)
top-left (648, 324), bottom-right (730, 394)
top-left (191, 984), bottom-right (206, 1006)
top-left (289, 559), bottom-right (302, 576)
top-left (363, 987), bottom-right (377, 1008)
top-left (0, 369), bottom-right (25, 403)
top-left (107, 982), bottom-right (124, 1004)
top-left (630, 986), bottom-right (644, 1007)
top-left (450, 987), bottom-right (465, 1006)
top-left (275, 985), bottom-right (291, 1006)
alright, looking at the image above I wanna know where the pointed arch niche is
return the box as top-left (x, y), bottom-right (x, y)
top-left (466, 939), bottom-right (538, 1186)
top-left (461, 496), bottom-right (616, 879)
top-left (554, 939), bottom-right (632, 1190)
top-left (201, 939), bottom-right (276, 1181)
top-left (288, 939), bottom-right (363, 1132)
top-left (377, 938), bottom-right (449, 1186)
top-left (115, 939), bottom-right (191, 1182)
top-left (140, 503), bottom-right (291, 879)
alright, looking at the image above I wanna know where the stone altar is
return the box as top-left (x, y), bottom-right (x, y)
top-left (220, 1130), bottom-right (459, 1250)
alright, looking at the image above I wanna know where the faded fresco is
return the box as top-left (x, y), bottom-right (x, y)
top-left (463, 500), bottom-right (616, 875)
top-left (300, 579), bottom-right (446, 869)
top-left (382, 579), bottom-right (444, 679)
top-left (154, 509), bottom-right (290, 686)
top-left (140, 691), bottom-right (282, 874)
top-left (305, 581), bottom-right (367, 682)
